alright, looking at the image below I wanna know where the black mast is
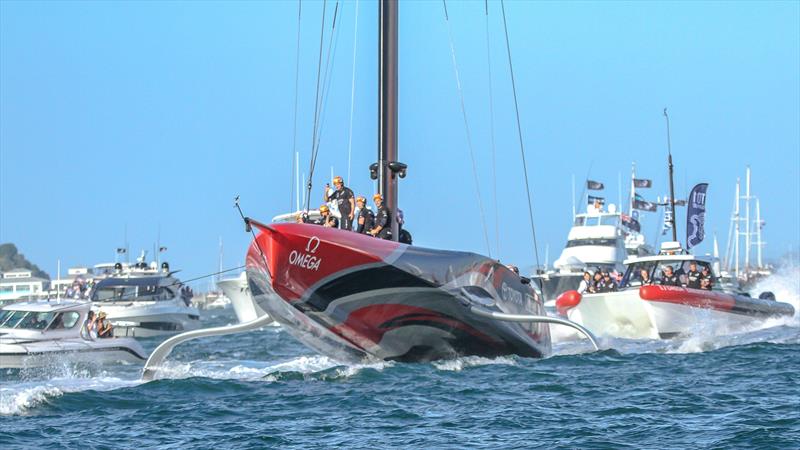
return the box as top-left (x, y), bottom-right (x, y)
top-left (664, 108), bottom-right (678, 242)
top-left (377, 0), bottom-right (402, 241)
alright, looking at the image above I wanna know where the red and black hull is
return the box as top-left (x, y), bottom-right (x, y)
top-left (245, 221), bottom-right (551, 362)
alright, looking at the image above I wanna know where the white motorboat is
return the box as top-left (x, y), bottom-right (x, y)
top-left (535, 203), bottom-right (654, 303)
top-left (217, 272), bottom-right (267, 323)
top-left (0, 300), bottom-right (148, 368)
top-left (90, 261), bottom-right (201, 337)
top-left (555, 242), bottom-right (794, 339)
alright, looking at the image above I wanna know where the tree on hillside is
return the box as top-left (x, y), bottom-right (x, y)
top-left (0, 243), bottom-right (50, 280)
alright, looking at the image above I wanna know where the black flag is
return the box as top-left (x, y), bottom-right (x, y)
top-left (633, 178), bottom-right (652, 188)
top-left (633, 194), bottom-right (657, 212)
top-left (686, 183), bottom-right (709, 249)
top-left (116, 248), bottom-right (127, 254)
top-left (621, 213), bottom-right (641, 232)
top-left (587, 180), bottom-right (604, 190)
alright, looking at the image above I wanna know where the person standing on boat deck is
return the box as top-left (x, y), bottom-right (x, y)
top-left (313, 205), bottom-right (339, 228)
top-left (659, 265), bottom-right (681, 286)
top-left (80, 310), bottom-right (97, 340)
top-left (686, 262), bottom-right (702, 289)
top-left (577, 272), bottom-right (592, 294)
top-left (355, 196), bottom-right (375, 234)
top-left (369, 194), bottom-right (392, 239)
top-left (323, 176), bottom-right (355, 230)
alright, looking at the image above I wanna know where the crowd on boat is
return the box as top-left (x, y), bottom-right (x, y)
top-left (80, 310), bottom-right (114, 339)
top-left (577, 260), bottom-right (714, 295)
top-left (297, 175), bottom-right (411, 243)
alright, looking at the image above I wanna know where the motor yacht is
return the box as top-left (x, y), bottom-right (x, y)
top-left (0, 300), bottom-right (147, 368)
top-left (90, 261), bottom-right (201, 337)
top-left (534, 204), bottom-right (654, 303)
top-left (555, 242), bottom-right (794, 339)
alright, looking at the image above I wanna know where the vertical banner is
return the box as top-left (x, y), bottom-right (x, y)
top-left (686, 183), bottom-right (709, 249)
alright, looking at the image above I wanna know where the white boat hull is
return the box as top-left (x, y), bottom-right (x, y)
top-left (0, 337), bottom-right (148, 368)
top-left (217, 274), bottom-right (267, 324)
top-left (93, 301), bottom-right (201, 337)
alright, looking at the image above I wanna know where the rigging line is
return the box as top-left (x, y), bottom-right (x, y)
top-left (485, 0), bottom-right (500, 257)
top-left (308, 1), bottom-right (341, 192)
top-left (442, 0), bottom-right (492, 258)
top-left (500, 0), bottom-right (540, 270)
top-left (304, 0), bottom-right (328, 212)
top-left (346, 0), bottom-right (359, 185)
top-left (310, 0), bottom-right (343, 175)
top-left (290, 0), bottom-right (302, 212)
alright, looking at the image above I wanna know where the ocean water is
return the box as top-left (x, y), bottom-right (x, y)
top-left (1, 265), bottom-right (798, 449)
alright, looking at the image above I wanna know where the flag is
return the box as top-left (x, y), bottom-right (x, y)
top-left (633, 178), bottom-right (652, 188)
top-left (116, 248), bottom-right (127, 254)
top-left (621, 213), bottom-right (641, 232)
top-left (159, 246), bottom-right (168, 252)
top-left (588, 195), bottom-right (605, 205)
top-left (587, 180), bottom-right (604, 190)
top-left (633, 194), bottom-right (657, 212)
top-left (673, 199), bottom-right (686, 206)
top-left (686, 183), bottom-right (709, 249)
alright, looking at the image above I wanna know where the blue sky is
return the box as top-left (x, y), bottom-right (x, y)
top-left (1, 1), bottom-right (798, 285)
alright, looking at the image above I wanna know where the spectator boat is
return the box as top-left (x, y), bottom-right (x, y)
top-left (0, 300), bottom-right (147, 368)
top-left (90, 261), bottom-right (201, 337)
top-left (555, 242), bottom-right (795, 339)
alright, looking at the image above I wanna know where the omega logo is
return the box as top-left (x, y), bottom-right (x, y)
top-left (306, 236), bottom-right (321, 254)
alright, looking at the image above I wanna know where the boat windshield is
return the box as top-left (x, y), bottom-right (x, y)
top-left (92, 277), bottom-right (172, 302)
top-left (566, 238), bottom-right (617, 248)
top-left (0, 310), bottom-right (29, 328)
top-left (47, 311), bottom-right (81, 330)
top-left (621, 259), bottom-right (714, 288)
top-left (14, 311), bottom-right (57, 330)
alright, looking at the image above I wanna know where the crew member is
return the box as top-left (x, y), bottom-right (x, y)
top-left (700, 266), bottom-right (713, 290)
top-left (686, 261), bottom-right (702, 289)
top-left (323, 176), bottom-right (355, 230)
top-left (369, 194), bottom-right (392, 239)
top-left (314, 204), bottom-right (339, 228)
top-left (355, 196), bottom-right (374, 235)
top-left (577, 271), bottom-right (592, 294)
top-left (659, 265), bottom-right (681, 286)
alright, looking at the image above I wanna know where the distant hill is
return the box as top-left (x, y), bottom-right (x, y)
top-left (0, 243), bottom-right (50, 280)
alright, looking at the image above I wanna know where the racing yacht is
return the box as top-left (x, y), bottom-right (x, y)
top-left (90, 260), bottom-right (201, 337)
top-left (0, 300), bottom-right (148, 368)
top-left (555, 241), bottom-right (794, 339)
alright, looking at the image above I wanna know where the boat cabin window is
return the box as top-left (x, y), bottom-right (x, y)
top-left (15, 311), bottom-right (57, 330)
top-left (0, 310), bottom-right (29, 328)
top-left (598, 216), bottom-right (619, 226)
top-left (92, 277), bottom-right (168, 302)
top-left (566, 238), bottom-right (617, 248)
top-left (573, 216), bottom-right (586, 226)
top-left (622, 260), bottom-right (715, 288)
top-left (47, 311), bottom-right (81, 330)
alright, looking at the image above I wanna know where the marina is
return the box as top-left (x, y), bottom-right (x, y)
top-left (1, 1), bottom-right (798, 448)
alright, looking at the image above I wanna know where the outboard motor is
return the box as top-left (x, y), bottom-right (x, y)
top-left (161, 262), bottom-right (170, 273)
top-left (758, 291), bottom-right (776, 301)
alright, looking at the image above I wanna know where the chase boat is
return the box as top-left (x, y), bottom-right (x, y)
top-left (0, 300), bottom-right (148, 368)
top-left (555, 242), bottom-right (795, 339)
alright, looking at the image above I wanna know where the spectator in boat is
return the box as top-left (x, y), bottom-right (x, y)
top-left (588, 270), bottom-right (603, 293)
top-left (659, 266), bottom-right (681, 286)
top-left (601, 272), bottom-right (618, 292)
top-left (577, 271), bottom-right (592, 294)
top-left (96, 312), bottom-right (113, 339)
top-left (313, 204), bottom-right (339, 228)
top-left (80, 311), bottom-right (97, 340)
top-left (355, 196), bottom-right (375, 235)
top-left (323, 176), bottom-right (355, 230)
top-left (369, 194), bottom-right (392, 239)
top-left (640, 268), bottom-right (654, 285)
top-left (686, 262), bottom-right (702, 289)
top-left (700, 266), bottom-right (713, 290)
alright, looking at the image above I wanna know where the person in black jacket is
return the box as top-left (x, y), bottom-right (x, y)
top-left (313, 205), bottom-right (339, 228)
top-left (355, 196), bottom-right (374, 235)
top-left (659, 265), bottom-right (681, 286)
top-left (369, 194), bottom-right (392, 239)
top-left (685, 261), bottom-right (702, 289)
top-left (323, 176), bottom-right (355, 230)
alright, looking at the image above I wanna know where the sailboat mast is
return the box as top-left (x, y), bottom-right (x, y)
top-left (663, 108), bottom-right (678, 243)
top-left (378, 0), bottom-right (399, 241)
